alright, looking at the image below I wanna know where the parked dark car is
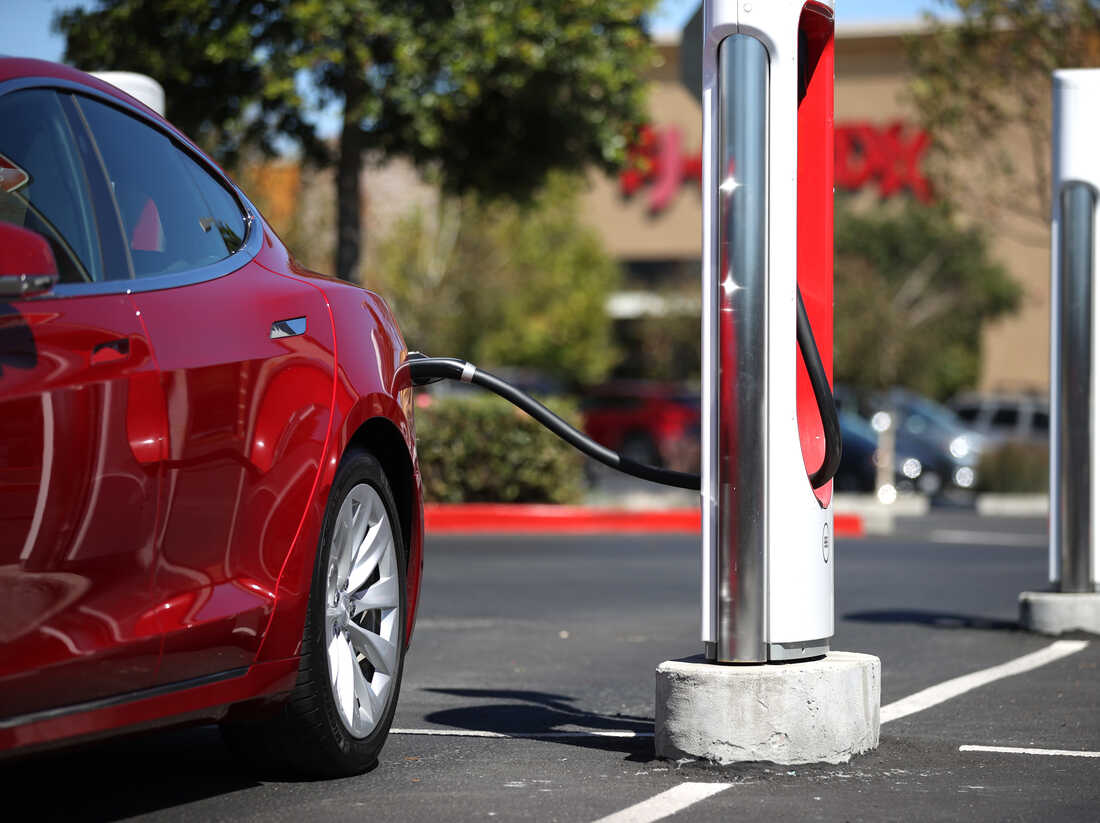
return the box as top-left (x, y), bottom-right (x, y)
top-left (836, 410), bottom-right (945, 494)
top-left (836, 386), bottom-right (984, 494)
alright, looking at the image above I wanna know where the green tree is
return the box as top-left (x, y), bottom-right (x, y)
top-left (834, 197), bottom-right (1021, 400)
top-left (369, 174), bottom-right (621, 386)
top-left (58, 0), bottom-right (657, 280)
top-left (909, 0), bottom-right (1100, 241)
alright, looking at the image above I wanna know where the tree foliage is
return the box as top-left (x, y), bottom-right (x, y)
top-left (58, 0), bottom-right (657, 279)
top-left (908, 0), bottom-right (1100, 240)
top-left (834, 197), bottom-right (1021, 400)
top-left (57, 1), bottom-right (308, 165)
top-left (369, 174), bottom-right (621, 386)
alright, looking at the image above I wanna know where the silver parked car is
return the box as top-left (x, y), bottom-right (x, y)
top-left (950, 392), bottom-right (1049, 445)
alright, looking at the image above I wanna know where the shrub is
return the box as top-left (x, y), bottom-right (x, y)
top-left (415, 393), bottom-right (585, 504)
top-left (976, 442), bottom-right (1049, 493)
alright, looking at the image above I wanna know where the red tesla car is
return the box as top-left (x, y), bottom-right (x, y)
top-left (0, 58), bottom-right (423, 776)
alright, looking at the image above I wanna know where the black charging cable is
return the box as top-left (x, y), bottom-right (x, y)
top-left (797, 290), bottom-right (842, 488)
top-left (404, 288), bottom-right (841, 492)
top-left (403, 354), bottom-right (702, 490)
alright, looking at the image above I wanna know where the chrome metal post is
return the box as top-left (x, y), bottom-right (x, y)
top-left (1057, 182), bottom-right (1097, 593)
top-left (715, 34), bottom-right (769, 662)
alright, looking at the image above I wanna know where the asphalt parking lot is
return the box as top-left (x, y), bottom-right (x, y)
top-left (8, 512), bottom-right (1099, 822)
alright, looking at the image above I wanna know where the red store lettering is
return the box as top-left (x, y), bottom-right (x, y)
top-left (621, 121), bottom-right (932, 213)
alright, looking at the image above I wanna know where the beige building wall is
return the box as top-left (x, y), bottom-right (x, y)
top-left (836, 29), bottom-right (1050, 394)
top-left (579, 80), bottom-right (702, 261)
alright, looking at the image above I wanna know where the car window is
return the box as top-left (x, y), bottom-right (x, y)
top-left (0, 89), bottom-right (104, 283)
top-left (1033, 410), bottom-right (1049, 432)
top-left (181, 158), bottom-right (246, 254)
top-left (953, 404), bottom-right (979, 423)
top-left (839, 411), bottom-right (877, 448)
top-left (897, 393), bottom-right (969, 440)
top-left (74, 95), bottom-right (246, 278)
top-left (904, 414), bottom-right (928, 435)
top-left (991, 406), bottom-right (1019, 428)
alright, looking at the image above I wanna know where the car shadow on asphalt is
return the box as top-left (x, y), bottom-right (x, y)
top-left (843, 609), bottom-right (1020, 631)
top-left (421, 687), bottom-right (656, 757)
top-left (6, 725), bottom-right (259, 820)
top-left (4, 723), bottom-right (342, 821)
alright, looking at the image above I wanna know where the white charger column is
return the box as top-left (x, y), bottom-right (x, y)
top-left (1021, 69), bottom-right (1100, 635)
top-left (655, 0), bottom-right (880, 765)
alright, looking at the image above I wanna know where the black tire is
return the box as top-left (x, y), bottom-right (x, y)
top-left (222, 448), bottom-right (407, 778)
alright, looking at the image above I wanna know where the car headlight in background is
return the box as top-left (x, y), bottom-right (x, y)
top-left (901, 457), bottom-right (922, 479)
top-left (953, 466), bottom-right (976, 488)
top-left (877, 483), bottom-right (898, 504)
top-left (949, 435), bottom-right (970, 459)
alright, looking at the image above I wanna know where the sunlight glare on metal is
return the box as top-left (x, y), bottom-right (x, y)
top-left (719, 175), bottom-right (740, 194)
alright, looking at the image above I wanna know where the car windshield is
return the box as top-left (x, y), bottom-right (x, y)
top-left (895, 391), bottom-right (969, 441)
top-left (840, 410), bottom-right (877, 448)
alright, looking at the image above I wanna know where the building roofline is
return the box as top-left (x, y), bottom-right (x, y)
top-left (835, 19), bottom-right (935, 39)
top-left (654, 16), bottom-right (947, 46)
top-left (652, 31), bottom-right (682, 48)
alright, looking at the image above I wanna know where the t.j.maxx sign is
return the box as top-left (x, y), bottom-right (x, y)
top-left (620, 121), bottom-right (932, 213)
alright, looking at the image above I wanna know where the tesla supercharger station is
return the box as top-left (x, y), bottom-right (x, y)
top-left (701, 0), bottom-right (835, 662)
top-left (654, 0), bottom-right (880, 765)
top-left (1021, 69), bottom-right (1100, 635)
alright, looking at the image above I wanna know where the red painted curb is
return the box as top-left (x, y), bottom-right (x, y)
top-left (425, 504), bottom-right (865, 537)
top-left (834, 513), bottom-right (865, 538)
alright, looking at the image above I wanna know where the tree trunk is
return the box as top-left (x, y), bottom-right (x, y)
top-left (336, 117), bottom-right (363, 281)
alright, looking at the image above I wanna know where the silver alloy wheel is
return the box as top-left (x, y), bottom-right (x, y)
top-left (324, 483), bottom-right (401, 739)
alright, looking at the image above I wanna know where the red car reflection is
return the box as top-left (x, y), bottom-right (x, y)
top-left (0, 58), bottom-right (423, 777)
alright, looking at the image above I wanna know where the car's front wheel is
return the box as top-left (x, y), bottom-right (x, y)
top-left (223, 449), bottom-right (407, 777)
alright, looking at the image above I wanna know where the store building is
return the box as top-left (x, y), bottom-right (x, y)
top-left (580, 15), bottom-right (1051, 393)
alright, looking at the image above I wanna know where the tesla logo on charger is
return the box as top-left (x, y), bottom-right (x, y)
top-left (620, 120), bottom-right (932, 213)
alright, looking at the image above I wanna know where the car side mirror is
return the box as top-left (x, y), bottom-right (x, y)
top-left (0, 222), bottom-right (59, 298)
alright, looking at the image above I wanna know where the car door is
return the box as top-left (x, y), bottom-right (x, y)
top-left (73, 95), bottom-right (335, 685)
top-left (0, 88), bottom-right (164, 719)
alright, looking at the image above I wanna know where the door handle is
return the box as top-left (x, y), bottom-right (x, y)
top-left (91, 336), bottom-right (131, 365)
top-left (270, 316), bottom-right (306, 339)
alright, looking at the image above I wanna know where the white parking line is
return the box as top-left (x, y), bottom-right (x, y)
top-left (400, 641), bottom-right (1090, 823)
top-left (391, 728), bottom-right (653, 739)
top-left (960, 745), bottom-right (1100, 758)
top-left (928, 529), bottom-right (1046, 546)
top-left (590, 782), bottom-right (731, 823)
top-left (881, 639), bottom-right (1089, 723)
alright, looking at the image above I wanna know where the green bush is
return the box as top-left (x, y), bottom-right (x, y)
top-left (976, 442), bottom-right (1049, 493)
top-left (415, 393), bottom-right (585, 504)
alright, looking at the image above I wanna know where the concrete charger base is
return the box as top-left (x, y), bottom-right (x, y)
top-left (655, 652), bottom-right (881, 765)
top-left (1019, 591), bottom-right (1100, 635)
